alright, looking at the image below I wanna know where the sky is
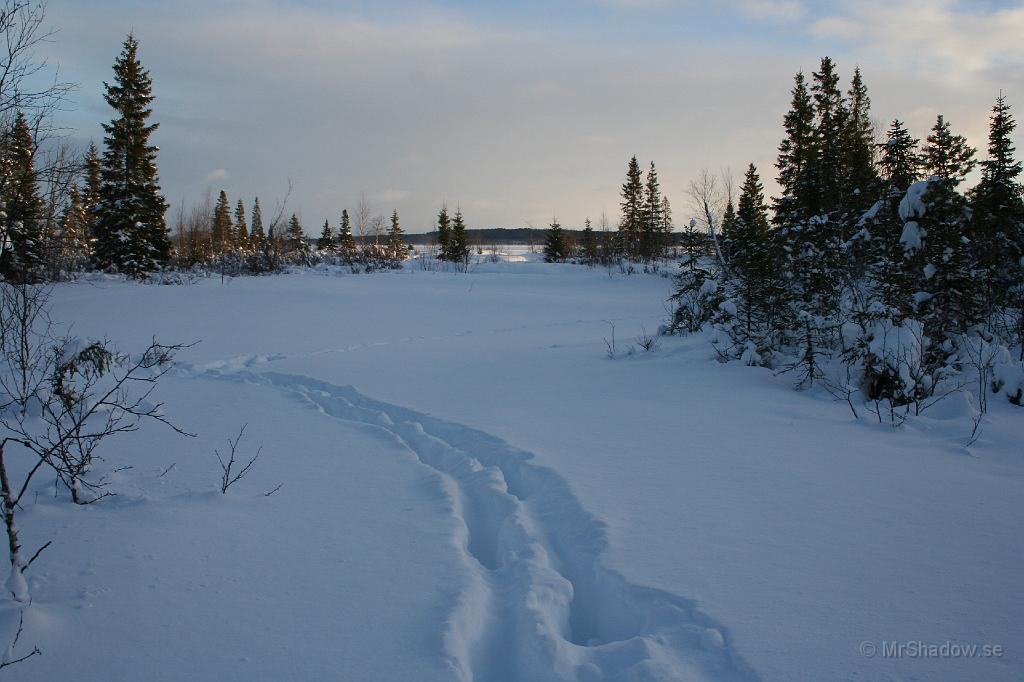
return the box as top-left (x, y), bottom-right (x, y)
top-left (40, 0), bottom-right (1024, 232)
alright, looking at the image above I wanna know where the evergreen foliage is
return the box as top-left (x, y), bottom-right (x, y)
top-left (92, 34), bottom-right (169, 277)
top-left (338, 209), bottom-right (355, 256)
top-left (581, 217), bottom-right (597, 264)
top-left (212, 190), bottom-right (232, 252)
top-left (388, 209), bottom-right (406, 260)
top-left (640, 161), bottom-right (663, 261)
top-left (0, 111), bottom-right (44, 281)
top-left (544, 219), bottom-right (568, 262)
top-left (449, 208), bottom-right (468, 264)
top-left (250, 197), bottom-right (265, 249)
top-left (671, 57), bottom-right (1024, 411)
top-left (234, 199), bottom-right (248, 249)
top-left (619, 156), bottom-right (643, 259)
top-left (318, 218), bottom-right (335, 251)
top-left (436, 205), bottom-right (451, 260)
top-left (922, 115), bottom-right (976, 187)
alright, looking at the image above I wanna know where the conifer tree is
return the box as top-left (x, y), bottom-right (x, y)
top-left (449, 208), bottom-right (469, 264)
top-left (921, 115), bottom-right (976, 187)
top-left (773, 71), bottom-right (817, 228)
top-left (318, 218), bottom-right (335, 251)
top-left (234, 199), bottom-right (248, 249)
top-left (212, 190), bottom-right (232, 252)
top-left (660, 196), bottom-right (673, 255)
top-left (841, 67), bottom-right (880, 216)
top-left (721, 164), bottom-right (778, 359)
top-left (811, 57), bottom-right (848, 214)
top-left (436, 205), bottom-right (451, 260)
top-left (866, 120), bottom-right (923, 305)
top-left (641, 161), bottom-right (663, 261)
top-left (58, 186), bottom-right (90, 270)
top-left (544, 218), bottom-right (568, 262)
top-left (82, 142), bottom-right (102, 241)
top-left (878, 120), bottom-right (921, 192)
top-left (720, 199), bottom-right (738, 263)
top-left (910, 177), bottom-right (978, 350)
top-left (338, 209), bottom-right (355, 256)
top-left (286, 214), bottom-right (305, 254)
top-left (619, 156), bottom-right (644, 259)
top-left (970, 94), bottom-right (1024, 312)
top-left (731, 165), bottom-right (773, 286)
top-left (0, 111), bottom-right (44, 280)
top-left (93, 34), bottom-right (169, 276)
top-left (250, 197), bottom-right (265, 249)
top-left (387, 209), bottom-right (406, 260)
top-left (581, 216), bottom-right (597, 264)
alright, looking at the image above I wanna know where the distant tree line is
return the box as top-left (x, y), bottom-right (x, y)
top-left (0, 30), bottom-right (411, 282)
top-left (173, 189), bottom-right (408, 275)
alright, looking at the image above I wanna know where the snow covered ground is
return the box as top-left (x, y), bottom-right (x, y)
top-left (3, 254), bottom-right (1021, 681)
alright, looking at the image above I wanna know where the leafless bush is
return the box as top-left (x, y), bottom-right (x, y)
top-left (635, 326), bottom-right (660, 352)
top-left (0, 283), bottom-right (192, 601)
top-left (0, 610), bottom-right (39, 670)
top-left (214, 423), bottom-right (262, 494)
top-left (603, 320), bottom-right (617, 358)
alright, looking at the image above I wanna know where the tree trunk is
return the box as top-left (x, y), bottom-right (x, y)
top-left (0, 444), bottom-right (29, 603)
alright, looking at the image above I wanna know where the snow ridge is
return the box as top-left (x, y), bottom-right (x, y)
top-left (193, 368), bottom-right (759, 682)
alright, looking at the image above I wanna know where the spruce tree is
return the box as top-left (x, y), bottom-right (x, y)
top-left (0, 111), bottom-right (44, 281)
top-left (878, 120), bottom-right (921, 192)
top-left (660, 196), bottom-right (673, 255)
top-left (841, 67), bottom-right (880, 216)
top-left (723, 164), bottom-right (777, 359)
top-left (544, 218), bottom-right (568, 262)
top-left (212, 190), bottom-right (232, 252)
top-left (867, 119), bottom-right (923, 310)
top-left (911, 177), bottom-right (978, 351)
top-left (388, 209), bottom-right (406, 260)
top-left (318, 218), bottom-right (335, 251)
top-left (449, 208), bottom-right (469, 264)
top-left (234, 199), bottom-right (249, 249)
top-left (250, 197), bottom-right (265, 249)
top-left (619, 156), bottom-right (644, 259)
top-left (921, 115), bottom-right (976, 187)
top-left (436, 205), bottom-right (451, 260)
top-left (641, 161), bottom-right (663, 261)
top-left (773, 71), bottom-right (817, 228)
top-left (731, 164), bottom-right (773, 288)
top-left (338, 209), bottom-right (355, 256)
top-left (287, 214), bottom-right (305, 254)
top-left (971, 95), bottom-right (1024, 313)
top-left (581, 216), bottom-right (597, 264)
top-left (59, 185), bottom-right (90, 270)
top-left (720, 198), bottom-right (738, 263)
top-left (82, 142), bottom-right (102, 241)
top-left (811, 57), bottom-right (848, 214)
top-left (93, 34), bottom-right (169, 276)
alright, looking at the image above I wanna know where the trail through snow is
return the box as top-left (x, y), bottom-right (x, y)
top-left (189, 366), bottom-right (759, 682)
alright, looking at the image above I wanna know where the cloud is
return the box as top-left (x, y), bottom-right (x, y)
top-left (737, 0), bottom-right (805, 22)
top-left (810, 0), bottom-right (1024, 85)
top-left (169, 3), bottom-right (534, 84)
top-left (45, 0), bottom-right (1023, 232)
top-left (371, 189), bottom-right (412, 204)
top-left (594, 0), bottom-right (805, 21)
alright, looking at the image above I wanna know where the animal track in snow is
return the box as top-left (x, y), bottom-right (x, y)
top-left (191, 368), bottom-right (759, 682)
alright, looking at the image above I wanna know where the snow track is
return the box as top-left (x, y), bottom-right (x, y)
top-left (190, 368), bottom-right (759, 682)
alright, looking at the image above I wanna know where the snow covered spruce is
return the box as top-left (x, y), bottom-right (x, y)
top-left (666, 58), bottom-right (1024, 424)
